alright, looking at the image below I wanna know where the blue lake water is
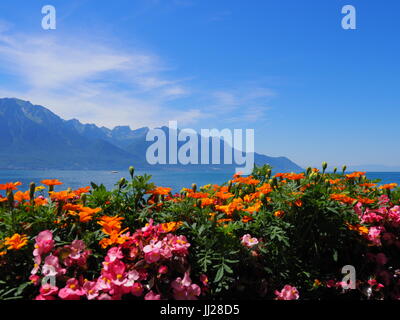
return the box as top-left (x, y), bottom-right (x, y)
top-left (0, 170), bottom-right (399, 193)
top-left (0, 169), bottom-right (235, 193)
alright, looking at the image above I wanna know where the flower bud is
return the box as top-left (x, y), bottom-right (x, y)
top-left (118, 178), bottom-right (127, 189)
top-left (322, 162), bottom-right (328, 172)
top-left (81, 193), bottom-right (87, 206)
top-left (192, 183), bottom-right (197, 193)
top-left (29, 182), bottom-right (36, 203)
top-left (228, 180), bottom-right (233, 192)
top-left (342, 165), bottom-right (347, 173)
top-left (306, 167), bottom-right (312, 176)
top-left (7, 189), bottom-right (14, 207)
top-left (333, 167), bottom-right (338, 174)
top-left (129, 166), bottom-right (135, 179)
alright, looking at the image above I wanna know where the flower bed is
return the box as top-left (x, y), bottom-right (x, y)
top-left (0, 164), bottom-right (399, 300)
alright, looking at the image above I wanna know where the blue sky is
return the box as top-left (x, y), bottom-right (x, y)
top-left (0, 0), bottom-right (399, 169)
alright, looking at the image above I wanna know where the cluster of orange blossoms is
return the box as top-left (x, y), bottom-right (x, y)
top-left (345, 172), bottom-right (366, 179)
top-left (275, 173), bottom-right (305, 181)
top-left (0, 233), bottom-right (29, 255)
top-left (63, 203), bottom-right (102, 223)
top-left (97, 216), bottom-right (129, 249)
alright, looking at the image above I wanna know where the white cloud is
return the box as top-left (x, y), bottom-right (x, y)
top-left (0, 28), bottom-right (274, 130)
top-left (0, 31), bottom-right (199, 128)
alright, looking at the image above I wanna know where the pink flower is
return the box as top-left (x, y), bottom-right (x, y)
top-left (29, 274), bottom-right (40, 286)
top-left (106, 247), bottom-right (124, 263)
top-left (171, 272), bottom-right (201, 300)
top-left (144, 290), bottom-right (161, 300)
top-left (83, 280), bottom-right (99, 300)
top-left (121, 270), bottom-right (140, 294)
top-left (354, 202), bottom-right (363, 217)
top-left (361, 212), bottom-right (384, 224)
top-left (275, 285), bottom-right (299, 300)
top-left (34, 230), bottom-right (54, 257)
top-left (58, 278), bottom-right (85, 300)
top-left (42, 254), bottom-right (66, 277)
top-left (35, 294), bottom-right (56, 300)
top-left (39, 284), bottom-right (59, 297)
top-left (143, 240), bottom-right (162, 264)
top-left (200, 274), bottom-right (209, 287)
top-left (379, 195), bottom-right (390, 207)
top-left (158, 265), bottom-right (168, 275)
top-left (105, 260), bottom-right (127, 286)
top-left (63, 240), bottom-right (90, 267)
top-left (368, 226), bottom-right (383, 246)
top-left (97, 293), bottom-right (112, 300)
top-left (241, 234), bottom-right (259, 248)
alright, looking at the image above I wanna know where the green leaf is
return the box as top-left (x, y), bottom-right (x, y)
top-left (214, 266), bottom-right (224, 282)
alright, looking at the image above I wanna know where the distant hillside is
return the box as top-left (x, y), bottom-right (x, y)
top-left (0, 98), bottom-right (303, 172)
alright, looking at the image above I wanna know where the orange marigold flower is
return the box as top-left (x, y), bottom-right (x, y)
top-left (147, 187), bottom-right (172, 196)
top-left (274, 210), bottom-right (285, 218)
top-left (0, 182), bottom-right (22, 191)
top-left (200, 198), bottom-right (214, 207)
top-left (330, 193), bottom-right (356, 205)
top-left (74, 186), bottom-right (91, 196)
top-left (294, 199), bottom-right (303, 207)
top-left (49, 191), bottom-right (77, 201)
top-left (357, 197), bottom-right (375, 205)
top-left (274, 173), bottom-right (304, 181)
top-left (329, 179), bottom-right (341, 185)
top-left (160, 221), bottom-right (183, 233)
top-left (346, 223), bottom-right (369, 236)
top-left (243, 200), bottom-right (262, 213)
top-left (214, 187), bottom-right (234, 200)
top-left (41, 179), bottom-right (63, 186)
top-left (257, 183), bottom-right (273, 194)
top-left (187, 192), bottom-right (209, 199)
top-left (359, 183), bottom-right (377, 188)
top-left (97, 215), bottom-right (126, 235)
top-left (4, 233), bottom-right (28, 250)
top-left (216, 218), bottom-right (233, 224)
top-left (34, 197), bottom-right (48, 206)
top-left (14, 191), bottom-right (30, 202)
top-left (242, 215), bottom-right (254, 223)
top-left (379, 183), bottom-right (398, 190)
top-left (232, 176), bottom-right (260, 185)
top-left (345, 172), bottom-right (366, 179)
top-left (77, 207), bottom-right (102, 223)
top-left (99, 230), bottom-right (130, 249)
top-left (215, 198), bottom-right (244, 215)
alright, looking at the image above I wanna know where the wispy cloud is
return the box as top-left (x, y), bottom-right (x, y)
top-left (0, 30), bottom-right (197, 128)
top-left (0, 27), bottom-right (274, 130)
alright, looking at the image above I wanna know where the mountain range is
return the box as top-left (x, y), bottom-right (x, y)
top-left (0, 98), bottom-right (303, 172)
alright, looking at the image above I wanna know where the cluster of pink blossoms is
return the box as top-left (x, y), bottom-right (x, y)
top-left (354, 195), bottom-right (400, 248)
top-left (274, 285), bottom-right (299, 300)
top-left (30, 219), bottom-right (204, 300)
top-left (351, 195), bottom-right (400, 299)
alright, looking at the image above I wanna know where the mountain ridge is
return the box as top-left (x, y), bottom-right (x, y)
top-left (0, 97), bottom-right (303, 172)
